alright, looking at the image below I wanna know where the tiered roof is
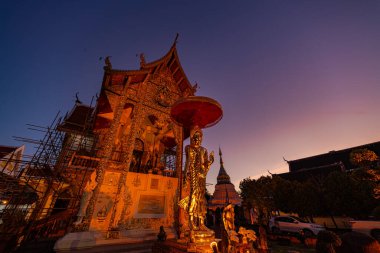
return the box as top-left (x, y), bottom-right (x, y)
top-left (279, 140), bottom-right (380, 181)
top-left (95, 38), bottom-right (196, 131)
top-left (287, 141), bottom-right (380, 172)
top-left (103, 38), bottom-right (195, 94)
top-left (57, 102), bottom-right (94, 133)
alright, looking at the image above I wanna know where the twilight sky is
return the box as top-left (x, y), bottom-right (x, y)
top-left (1, 1), bottom-right (380, 193)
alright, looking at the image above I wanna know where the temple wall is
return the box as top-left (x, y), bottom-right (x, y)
top-left (89, 171), bottom-right (178, 232)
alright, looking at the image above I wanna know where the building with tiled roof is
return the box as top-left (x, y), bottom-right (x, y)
top-left (279, 140), bottom-right (380, 181)
top-left (0, 145), bottom-right (24, 177)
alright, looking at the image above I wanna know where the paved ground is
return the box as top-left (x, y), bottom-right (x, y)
top-left (269, 242), bottom-right (315, 253)
top-left (266, 234), bottom-right (317, 253)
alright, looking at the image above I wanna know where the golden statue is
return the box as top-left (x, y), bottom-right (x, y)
top-left (179, 127), bottom-right (214, 233)
top-left (223, 204), bottom-right (239, 253)
top-left (171, 96), bottom-right (222, 251)
top-left (223, 204), bottom-right (257, 253)
top-left (223, 204), bottom-right (235, 232)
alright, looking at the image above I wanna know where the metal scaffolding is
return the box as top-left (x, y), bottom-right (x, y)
top-left (0, 103), bottom-right (99, 252)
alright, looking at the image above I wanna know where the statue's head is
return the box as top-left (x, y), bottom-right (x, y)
top-left (190, 126), bottom-right (203, 147)
top-left (224, 204), bottom-right (235, 215)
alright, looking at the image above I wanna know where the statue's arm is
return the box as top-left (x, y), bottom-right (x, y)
top-left (204, 150), bottom-right (214, 173)
top-left (208, 151), bottom-right (214, 166)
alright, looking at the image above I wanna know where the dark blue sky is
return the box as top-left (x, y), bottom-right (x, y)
top-left (1, 1), bottom-right (380, 190)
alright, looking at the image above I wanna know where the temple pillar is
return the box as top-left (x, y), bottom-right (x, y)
top-left (85, 77), bottom-right (132, 231)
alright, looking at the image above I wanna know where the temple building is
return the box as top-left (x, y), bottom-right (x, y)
top-left (0, 145), bottom-right (25, 210)
top-left (55, 41), bottom-right (197, 250)
top-left (278, 140), bottom-right (380, 181)
top-left (208, 148), bottom-right (241, 211)
top-left (0, 145), bottom-right (24, 177)
top-left (1, 40), bottom-right (200, 252)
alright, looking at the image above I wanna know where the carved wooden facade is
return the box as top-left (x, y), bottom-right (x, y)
top-left (84, 43), bottom-right (196, 233)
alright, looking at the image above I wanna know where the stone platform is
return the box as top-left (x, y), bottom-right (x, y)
top-left (54, 228), bottom-right (176, 253)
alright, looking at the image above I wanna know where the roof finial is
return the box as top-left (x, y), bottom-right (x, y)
top-left (174, 33), bottom-right (179, 45)
top-left (219, 147), bottom-right (224, 167)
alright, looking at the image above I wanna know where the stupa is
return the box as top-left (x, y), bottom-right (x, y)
top-left (208, 148), bottom-right (241, 211)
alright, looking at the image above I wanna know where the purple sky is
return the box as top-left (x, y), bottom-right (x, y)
top-left (1, 1), bottom-right (380, 192)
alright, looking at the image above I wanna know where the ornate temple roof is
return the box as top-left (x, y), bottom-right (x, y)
top-left (103, 36), bottom-right (195, 94)
top-left (208, 148), bottom-right (242, 210)
top-left (57, 102), bottom-right (94, 134)
top-left (94, 37), bottom-right (196, 133)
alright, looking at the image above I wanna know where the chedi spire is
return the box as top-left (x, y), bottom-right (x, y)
top-left (217, 147), bottom-right (231, 185)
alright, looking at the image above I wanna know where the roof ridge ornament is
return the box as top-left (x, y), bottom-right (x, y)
top-left (75, 92), bottom-right (82, 104)
top-left (174, 33), bottom-right (179, 46)
top-left (139, 53), bottom-right (146, 67)
top-left (104, 56), bottom-right (112, 69)
top-left (192, 82), bottom-right (199, 93)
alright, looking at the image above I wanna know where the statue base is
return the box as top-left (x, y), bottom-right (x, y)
top-left (181, 229), bottom-right (218, 253)
top-left (191, 229), bottom-right (215, 244)
top-left (153, 237), bottom-right (220, 253)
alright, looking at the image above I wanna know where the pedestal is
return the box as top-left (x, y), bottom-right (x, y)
top-left (152, 237), bottom-right (220, 253)
top-left (187, 230), bottom-right (217, 253)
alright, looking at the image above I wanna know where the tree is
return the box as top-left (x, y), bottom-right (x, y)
top-left (271, 176), bottom-right (295, 213)
top-left (349, 147), bottom-right (380, 200)
top-left (323, 171), bottom-right (377, 219)
top-left (239, 176), bottom-right (275, 225)
top-left (291, 180), bottom-right (321, 219)
top-left (240, 169), bottom-right (378, 224)
top-left (349, 148), bottom-right (378, 168)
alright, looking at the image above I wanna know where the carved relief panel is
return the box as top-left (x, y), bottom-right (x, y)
top-left (90, 171), bottom-right (120, 230)
top-left (143, 67), bottom-right (182, 112)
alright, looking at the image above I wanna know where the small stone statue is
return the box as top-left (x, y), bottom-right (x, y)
top-left (157, 226), bottom-right (167, 241)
